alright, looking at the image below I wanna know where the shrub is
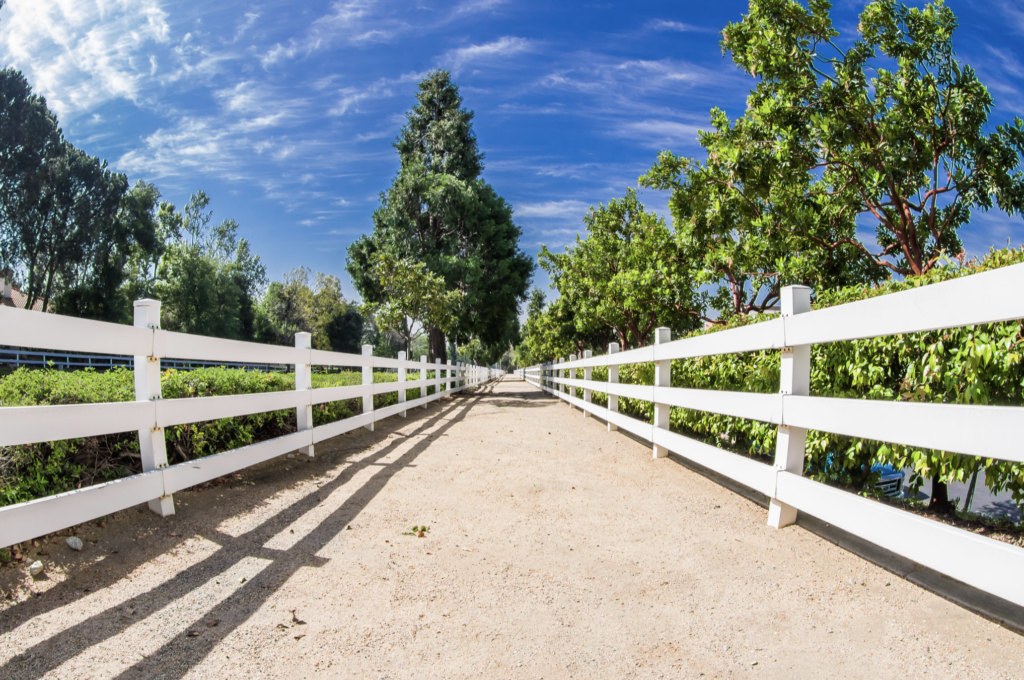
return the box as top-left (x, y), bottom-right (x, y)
top-left (566, 247), bottom-right (1024, 511)
top-left (0, 366), bottom-right (405, 507)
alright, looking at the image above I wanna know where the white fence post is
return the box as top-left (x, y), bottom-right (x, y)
top-left (568, 354), bottom-right (577, 407)
top-left (295, 331), bottom-right (314, 457)
top-left (420, 355), bottom-right (428, 408)
top-left (435, 358), bottom-right (442, 396)
top-left (447, 359), bottom-right (453, 393)
top-left (362, 344), bottom-right (374, 431)
top-left (768, 285), bottom-right (812, 528)
top-left (653, 327), bottom-right (672, 459)
top-left (133, 299), bottom-right (173, 517)
top-left (398, 350), bottom-right (407, 417)
top-left (583, 349), bottom-right (593, 417)
top-left (607, 343), bottom-right (619, 431)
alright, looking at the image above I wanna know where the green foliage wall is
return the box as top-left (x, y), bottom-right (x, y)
top-left (567, 248), bottom-right (1024, 510)
top-left (0, 367), bottom-right (405, 507)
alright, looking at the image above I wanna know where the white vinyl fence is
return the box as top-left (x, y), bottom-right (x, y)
top-left (517, 264), bottom-right (1024, 609)
top-left (0, 299), bottom-right (499, 548)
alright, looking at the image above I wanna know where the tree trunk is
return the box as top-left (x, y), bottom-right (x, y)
top-left (929, 474), bottom-right (955, 515)
top-left (428, 327), bottom-right (447, 364)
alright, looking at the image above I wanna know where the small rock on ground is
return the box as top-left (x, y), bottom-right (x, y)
top-left (65, 536), bottom-right (83, 551)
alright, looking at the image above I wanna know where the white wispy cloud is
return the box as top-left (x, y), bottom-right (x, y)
top-left (261, 0), bottom-right (402, 68)
top-left (615, 119), bottom-right (703, 148)
top-left (515, 200), bottom-right (591, 218)
top-left (444, 36), bottom-right (532, 74)
top-left (232, 12), bottom-right (260, 43)
top-left (645, 19), bottom-right (717, 33)
top-left (453, 0), bottom-right (508, 16)
top-left (0, 0), bottom-right (171, 117)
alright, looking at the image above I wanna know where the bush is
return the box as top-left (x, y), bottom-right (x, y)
top-left (574, 247), bottom-right (1024, 511)
top-left (0, 366), bottom-right (405, 507)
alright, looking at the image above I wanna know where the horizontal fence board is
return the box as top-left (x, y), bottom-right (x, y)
top-left (156, 391), bottom-right (303, 428)
top-left (652, 428), bottom-right (777, 497)
top-left (566, 344), bottom-right (654, 369)
top-left (0, 471), bottom-right (165, 548)
top-left (0, 401), bottom-right (155, 446)
top-left (374, 401), bottom-right (411, 421)
top-left (162, 431), bottom-right (311, 494)
top-left (309, 349), bottom-right (371, 368)
top-left (553, 377), bottom-right (651, 402)
top-left (654, 387), bottom-right (783, 424)
top-left (655, 319), bottom-right (785, 362)
top-left (155, 330), bottom-right (303, 365)
top-left (785, 263), bottom-right (1024, 346)
top-left (783, 396), bottom-right (1024, 463)
top-left (0, 306), bottom-right (151, 356)
top-left (372, 383), bottom-right (400, 396)
top-left (311, 384), bottom-right (372, 404)
top-left (312, 412), bottom-right (374, 443)
top-left (604, 410), bottom-right (653, 441)
top-left (776, 472), bottom-right (1024, 607)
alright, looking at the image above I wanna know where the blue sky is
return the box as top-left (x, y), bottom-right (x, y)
top-left (3, 0), bottom-right (1024, 302)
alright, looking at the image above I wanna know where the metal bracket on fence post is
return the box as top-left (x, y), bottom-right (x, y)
top-left (768, 285), bottom-right (812, 529)
top-left (362, 344), bottom-right (374, 432)
top-left (653, 327), bottom-right (672, 459)
top-left (420, 355), bottom-right (428, 408)
top-left (582, 350), bottom-right (593, 416)
top-left (134, 299), bottom-right (174, 517)
top-left (398, 350), bottom-right (407, 417)
top-left (607, 343), bottom-right (620, 431)
top-left (295, 331), bottom-right (314, 457)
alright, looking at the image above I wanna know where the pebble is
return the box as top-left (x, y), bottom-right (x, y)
top-left (66, 536), bottom-right (84, 551)
top-left (29, 560), bottom-right (44, 577)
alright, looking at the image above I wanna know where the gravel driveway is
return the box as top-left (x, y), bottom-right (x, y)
top-left (1, 375), bottom-right (1021, 679)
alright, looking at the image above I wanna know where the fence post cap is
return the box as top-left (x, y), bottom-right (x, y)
top-left (583, 350), bottom-right (592, 359)
top-left (781, 285), bottom-right (812, 316)
top-left (655, 327), bottom-right (672, 344)
top-left (608, 342), bottom-right (620, 353)
top-left (398, 350), bottom-right (406, 360)
top-left (362, 344), bottom-right (372, 356)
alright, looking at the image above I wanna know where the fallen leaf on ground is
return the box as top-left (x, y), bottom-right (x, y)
top-left (187, 631), bottom-right (199, 637)
top-left (290, 610), bottom-right (306, 625)
top-left (294, 634), bottom-right (305, 640)
top-left (205, 619), bottom-right (220, 627)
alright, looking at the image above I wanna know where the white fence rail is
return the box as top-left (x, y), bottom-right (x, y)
top-left (0, 299), bottom-right (500, 548)
top-left (516, 263), bottom-right (1024, 609)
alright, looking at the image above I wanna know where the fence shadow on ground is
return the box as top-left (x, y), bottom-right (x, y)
top-left (0, 388), bottom-right (489, 680)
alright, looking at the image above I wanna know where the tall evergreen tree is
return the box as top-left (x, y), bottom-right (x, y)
top-left (347, 70), bottom-right (533, 362)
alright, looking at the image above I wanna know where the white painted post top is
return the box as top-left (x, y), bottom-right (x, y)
top-left (133, 299), bottom-right (161, 328)
top-left (295, 331), bottom-right (311, 350)
top-left (362, 344), bottom-right (372, 356)
top-left (655, 327), bottom-right (671, 345)
top-left (781, 285), bottom-right (811, 316)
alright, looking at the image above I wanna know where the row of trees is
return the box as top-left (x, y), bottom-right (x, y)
top-left (0, 67), bottom-right (366, 354)
top-left (517, 0), bottom-right (1024, 366)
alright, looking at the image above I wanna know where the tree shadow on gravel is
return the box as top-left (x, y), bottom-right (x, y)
top-left (0, 390), bottom-right (486, 680)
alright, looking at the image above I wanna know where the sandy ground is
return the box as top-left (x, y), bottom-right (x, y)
top-left (1, 375), bottom-right (1022, 680)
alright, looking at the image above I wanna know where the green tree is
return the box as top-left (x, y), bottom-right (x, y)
top-left (347, 70), bottom-right (533, 362)
top-left (254, 267), bottom-right (363, 353)
top-left (539, 189), bottom-right (703, 348)
top-left (157, 192), bottom-right (266, 339)
top-left (712, 0), bottom-right (1024, 278)
top-left (360, 252), bottom-right (463, 356)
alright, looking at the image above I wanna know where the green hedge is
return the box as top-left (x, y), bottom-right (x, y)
top-left (568, 248), bottom-right (1024, 511)
top-left (0, 367), bottom-right (421, 507)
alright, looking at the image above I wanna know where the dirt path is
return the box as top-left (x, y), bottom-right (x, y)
top-left (1, 376), bottom-right (1022, 679)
